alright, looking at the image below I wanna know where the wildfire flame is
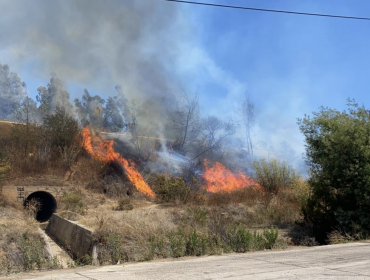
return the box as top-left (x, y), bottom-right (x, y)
top-left (203, 159), bottom-right (259, 193)
top-left (82, 127), bottom-right (155, 198)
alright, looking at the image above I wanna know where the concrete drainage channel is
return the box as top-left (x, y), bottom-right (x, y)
top-left (10, 187), bottom-right (99, 267)
top-left (2, 185), bottom-right (98, 267)
top-left (41, 214), bottom-right (98, 267)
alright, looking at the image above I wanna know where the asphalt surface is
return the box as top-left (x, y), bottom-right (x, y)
top-left (6, 242), bottom-right (370, 280)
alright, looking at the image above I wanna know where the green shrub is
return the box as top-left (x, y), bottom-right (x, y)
top-left (226, 225), bottom-right (279, 252)
top-left (93, 231), bottom-right (123, 265)
top-left (19, 234), bottom-right (45, 270)
top-left (169, 229), bottom-right (186, 258)
top-left (253, 158), bottom-right (302, 195)
top-left (2, 231), bottom-right (49, 272)
top-left (263, 227), bottom-right (279, 249)
top-left (48, 256), bottom-right (63, 269)
top-left (227, 225), bottom-right (253, 253)
top-left (251, 231), bottom-right (266, 250)
top-left (207, 234), bottom-right (223, 255)
top-left (152, 175), bottom-right (190, 204)
top-left (75, 254), bottom-right (91, 266)
top-left (186, 229), bottom-right (208, 256)
top-left (147, 234), bottom-right (167, 260)
top-left (187, 208), bottom-right (208, 226)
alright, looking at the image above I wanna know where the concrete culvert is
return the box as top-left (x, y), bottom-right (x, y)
top-left (24, 191), bottom-right (57, 222)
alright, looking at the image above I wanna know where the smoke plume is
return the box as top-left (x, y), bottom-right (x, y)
top-left (0, 0), bottom-right (187, 135)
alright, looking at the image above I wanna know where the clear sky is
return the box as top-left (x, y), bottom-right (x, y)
top-left (1, 0), bottom-right (370, 172)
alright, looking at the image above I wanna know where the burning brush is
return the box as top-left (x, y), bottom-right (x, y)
top-left (203, 159), bottom-right (260, 193)
top-left (82, 126), bottom-right (155, 198)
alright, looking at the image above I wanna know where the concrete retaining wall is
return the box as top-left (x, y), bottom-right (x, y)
top-left (46, 214), bottom-right (94, 260)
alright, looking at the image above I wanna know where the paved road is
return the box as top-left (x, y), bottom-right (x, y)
top-left (7, 242), bottom-right (370, 280)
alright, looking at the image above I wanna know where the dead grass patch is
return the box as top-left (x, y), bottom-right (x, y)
top-left (0, 207), bottom-right (51, 274)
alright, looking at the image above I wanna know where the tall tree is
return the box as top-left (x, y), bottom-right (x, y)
top-left (11, 96), bottom-right (41, 158)
top-left (36, 73), bottom-right (73, 117)
top-left (74, 89), bottom-right (105, 128)
top-left (13, 96), bottom-right (40, 123)
top-left (298, 99), bottom-right (370, 243)
top-left (103, 96), bottom-right (125, 132)
top-left (0, 63), bottom-right (26, 119)
top-left (43, 106), bottom-right (81, 168)
top-left (171, 93), bottom-right (201, 155)
top-left (240, 94), bottom-right (255, 156)
top-left (193, 116), bottom-right (235, 162)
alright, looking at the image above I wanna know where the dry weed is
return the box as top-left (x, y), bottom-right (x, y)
top-left (0, 207), bottom-right (50, 274)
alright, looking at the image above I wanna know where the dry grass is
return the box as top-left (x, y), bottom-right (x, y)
top-left (0, 175), bottom-right (306, 271)
top-left (0, 122), bottom-right (13, 139)
top-left (69, 157), bottom-right (107, 186)
top-left (0, 206), bottom-right (50, 274)
top-left (70, 185), bottom-right (300, 264)
top-left (206, 187), bottom-right (267, 207)
top-left (80, 201), bottom-right (176, 262)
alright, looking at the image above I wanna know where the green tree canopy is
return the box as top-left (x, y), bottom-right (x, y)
top-left (298, 99), bottom-right (370, 243)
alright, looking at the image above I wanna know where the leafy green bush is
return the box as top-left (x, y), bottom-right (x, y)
top-left (2, 231), bottom-right (49, 273)
top-left (253, 158), bottom-right (302, 195)
top-left (263, 227), bottom-right (279, 249)
top-left (227, 225), bottom-right (253, 252)
top-left (19, 234), bottom-right (45, 270)
top-left (148, 235), bottom-right (166, 259)
top-left (186, 229), bottom-right (208, 256)
top-left (251, 231), bottom-right (266, 250)
top-left (187, 208), bottom-right (208, 226)
top-left (106, 234), bottom-right (122, 264)
top-left (93, 231), bottom-right (123, 265)
top-left (75, 254), bottom-right (91, 266)
top-left (152, 175), bottom-right (190, 204)
top-left (169, 229), bottom-right (186, 258)
top-left (207, 234), bottom-right (223, 255)
top-left (226, 225), bottom-right (279, 252)
top-left (298, 100), bottom-right (370, 243)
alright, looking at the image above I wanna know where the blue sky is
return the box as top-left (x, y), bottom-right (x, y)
top-left (173, 0), bottom-right (370, 162)
top-left (1, 0), bottom-right (370, 171)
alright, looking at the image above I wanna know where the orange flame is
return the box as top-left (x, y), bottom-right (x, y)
top-left (203, 159), bottom-right (259, 193)
top-left (82, 127), bottom-right (155, 198)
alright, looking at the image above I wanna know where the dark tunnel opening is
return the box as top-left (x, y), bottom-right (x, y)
top-left (24, 191), bottom-right (57, 222)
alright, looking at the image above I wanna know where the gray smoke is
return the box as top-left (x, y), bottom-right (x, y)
top-left (0, 0), bottom-right (187, 135)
